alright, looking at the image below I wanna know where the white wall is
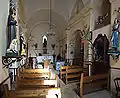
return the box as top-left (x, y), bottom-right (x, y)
top-left (67, 4), bottom-right (91, 61)
top-left (110, 0), bottom-right (120, 92)
top-left (92, 25), bottom-right (111, 42)
top-left (0, 0), bottom-right (9, 83)
top-left (28, 23), bottom-right (59, 57)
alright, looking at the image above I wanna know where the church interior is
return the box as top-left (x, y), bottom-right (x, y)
top-left (1, 0), bottom-right (120, 98)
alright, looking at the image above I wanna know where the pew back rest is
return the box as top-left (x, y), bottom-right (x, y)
top-left (21, 69), bottom-right (50, 74)
top-left (10, 88), bottom-right (61, 98)
top-left (60, 66), bottom-right (67, 79)
top-left (79, 73), bottom-right (109, 98)
top-left (60, 66), bottom-right (83, 79)
top-left (19, 69), bottom-right (50, 79)
top-left (83, 73), bottom-right (108, 84)
top-left (66, 66), bottom-right (83, 84)
top-left (16, 79), bottom-right (58, 89)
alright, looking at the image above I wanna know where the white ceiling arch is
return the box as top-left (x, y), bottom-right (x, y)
top-left (27, 21), bottom-right (61, 38)
top-left (26, 9), bottom-right (68, 33)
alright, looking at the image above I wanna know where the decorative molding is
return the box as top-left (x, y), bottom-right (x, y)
top-left (109, 0), bottom-right (117, 3)
top-left (68, 3), bottom-right (92, 29)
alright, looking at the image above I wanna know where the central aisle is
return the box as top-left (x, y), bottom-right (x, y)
top-left (50, 66), bottom-right (79, 98)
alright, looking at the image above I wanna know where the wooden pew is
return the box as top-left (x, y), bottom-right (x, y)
top-left (65, 66), bottom-right (83, 84)
top-left (15, 68), bottom-right (58, 90)
top-left (21, 69), bottom-right (50, 74)
top-left (16, 79), bottom-right (58, 89)
top-left (83, 73), bottom-right (109, 89)
top-left (60, 66), bottom-right (83, 80)
top-left (79, 73), bottom-right (109, 98)
top-left (17, 69), bottom-right (51, 80)
top-left (60, 66), bottom-right (66, 79)
top-left (19, 73), bottom-right (50, 79)
top-left (3, 84), bottom-right (61, 98)
top-left (10, 88), bottom-right (61, 98)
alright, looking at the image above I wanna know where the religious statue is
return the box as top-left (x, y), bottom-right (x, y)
top-left (111, 18), bottom-right (120, 51)
top-left (93, 34), bottom-right (104, 61)
top-left (6, 38), bottom-right (18, 56)
top-left (43, 38), bottom-right (47, 48)
top-left (7, 7), bottom-right (17, 48)
top-left (42, 59), bottom-right (50, 69)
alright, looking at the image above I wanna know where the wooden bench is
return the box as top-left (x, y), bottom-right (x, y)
top-left (16, 69), bottom-right (51, 80)
top-left (3, 84), bottom-right (61, 98)
top-left (83, 73), bottom-right (109, 89)
top-left (16, 79), bottom-right (58, 89)
top-left (79, 73), bottom-right (109, 98)
top-left (11, 88), bottom-right (61, 98)
top-left (15, 68), bottom-right (58, 90)
top-left (65, 66), bottom-right (83, 84)
top-left (60, 66), bottom-right (83, 80)
top-left (60, 66), bottom-right (66, 79)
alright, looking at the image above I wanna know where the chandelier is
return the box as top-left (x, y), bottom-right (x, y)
top-left (46, 0), bottom-right (55, 37)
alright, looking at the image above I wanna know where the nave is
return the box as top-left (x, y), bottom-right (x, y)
top-left (1, 0), bottom-right (120, 98)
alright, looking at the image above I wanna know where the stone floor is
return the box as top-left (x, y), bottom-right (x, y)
top-left (58, 77), bottom-right (115, 98)
top-left (84, 90), bottom-right (116, 98)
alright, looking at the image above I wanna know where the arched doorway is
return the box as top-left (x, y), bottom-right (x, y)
top-left (73, 30), bottom-right (83, 66)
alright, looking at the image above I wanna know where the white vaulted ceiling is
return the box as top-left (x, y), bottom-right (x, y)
top-left (23, 0), bottom-right (91, 35)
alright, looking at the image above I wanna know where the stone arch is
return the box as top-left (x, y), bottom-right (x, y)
top-left (70, 0), bottom-right (84, 18)
top-left (73, 30), bottom-right (84, 66)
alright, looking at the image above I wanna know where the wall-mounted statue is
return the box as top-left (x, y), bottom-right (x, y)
top-left (93, 34), bottom-right (109, 62)
top-left (93, 34), bottom-right (104, 61)
top-left (7, 7), bottom-right (17, 49)
top-left (111, 18), bottom-right (120, 51)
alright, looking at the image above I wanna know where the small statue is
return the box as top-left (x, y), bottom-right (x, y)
top-left (43, 38), bottom-right (47, 48)
top-left (93, 34), bottom-right (104, 61)
top-left (42, 59), bottom-right (50, 69)
top-left (7, 38), bottom-right (18, 54)
top-left (111, 18), bottom-right (120, 51)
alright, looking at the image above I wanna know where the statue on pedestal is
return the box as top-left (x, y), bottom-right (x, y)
top-left (42, 59), bottom-right (50, 69)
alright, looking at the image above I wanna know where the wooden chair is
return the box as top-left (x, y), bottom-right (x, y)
top-left (114, 77), bottom-right (120, 98)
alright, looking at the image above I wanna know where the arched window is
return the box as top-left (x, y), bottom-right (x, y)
top-left (42, 35), bottom-right (47, 48)
top-left (42, 35), bottom-right (47, 54)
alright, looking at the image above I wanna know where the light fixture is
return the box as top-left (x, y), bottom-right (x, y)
top-left (46, 0), bottom-right (55, 37)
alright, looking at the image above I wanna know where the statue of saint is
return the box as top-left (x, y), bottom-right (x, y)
top-left (93, 34), bottom-right (104, 61)
top-left (43, 38), bottom-right (47, 48)
top-left (7, 38), bottom-right (18, 54)
top-left (111, 18), bottom-right (120, 51)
